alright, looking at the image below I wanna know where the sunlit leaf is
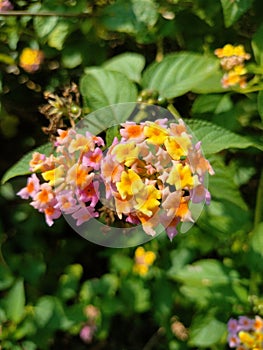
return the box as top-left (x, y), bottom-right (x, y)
top-left (0, 265), bottom-right (14, 291)
top-left (5, 279), bottom-right (25, 323)
top-left (48, 21), bottom-right (71, 50)
top-left (80, 68), bottom-right (137, 110)
top-left (186, 119), bottom-right (263, 154)
top-left (34, 16), bottom-right (58, 38)
top-left (103, 52), bottom-right (145, 83)
top-left (142, 53), bottom-right (219, 98)
top-left (171, 259), bottom-right (239, 286)
top-left (190, 314), bottom-right (226, 347)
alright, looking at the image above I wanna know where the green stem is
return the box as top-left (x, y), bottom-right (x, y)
top-left (167, 104), bottom-right (182, 120)
top-left (254, 168), bottom-right (263, 227)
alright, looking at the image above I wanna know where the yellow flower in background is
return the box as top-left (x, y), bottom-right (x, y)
top-left (214, 44), bottom-right (250, 59)
top-left (133, 246), bottom-right (156, 276)
top-left (19, 48), bottom-right (44, 73)
top-left (221, 65), bottom-right (248, 88)
top-left (214, 44), bottom-right (251, 89)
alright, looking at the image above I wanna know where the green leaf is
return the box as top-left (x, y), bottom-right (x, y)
top-left (247, 222), bottom-right (263, 272)
top-left (142, 53), bottom-right (219, 99)
top-left (220, 0), bottom-right (253, 27)
top-left (1, 143), bottom-right (53, 184)
top-left (153, 278), bottom-right (174, 322)
top-left (191, 71), bottom-right (227, 94)
top-left (252, 24), bottom-right (263, 65)
top-left (34, 16), bottom-right (58, 38)
top-left (0, 53), bottom-right (15, 65)
top-left (80, 68), bottom-right (137, 110)
top-left (103, 52), bottom-right (145, 83)
top-left (192, 94), bottom-right (233, 115)
top-left (5, 279), bottom-right (25, 323)
top-left (106, 125), bottom-right (121, 148)
top-left (171, 259), bottom-right (239, 286)
top-left (209, 156), bottom-right (248, 210)
top-left (34, 296), bottom-right (66, 329)
top-left (57, 264), bottom-right (83, 301)
top-left (120, 278), bottom-right (150, 313)
top-left (132, 0), bottom-right (159, 27)
top-left (101, 0), bottom-right (158, 34)
top-left (190, 314), bottom-right (226, 347)
top-left (48, 21), bottom-right (71, 50)
top-left (61, 46), bottom-right (82, 68)
top-left (258, 90), bottom-right (263, 123)
top-left (0, 265), bottom-right (14, 291)
top-left (250, 222), bottom-right (263, 257)
top-left (186, 119), bottom-right (262, 154)
top-left (35, 296), bottom-right (55, 327)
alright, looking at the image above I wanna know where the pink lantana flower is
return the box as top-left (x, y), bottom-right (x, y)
top-left (82, 148), bottom-right (103, 170)
top-left (17, 173), bottom-right (40, 199)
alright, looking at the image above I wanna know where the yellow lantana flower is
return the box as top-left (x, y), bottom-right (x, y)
top-left (116, 169), bottom-right (144, 199)
top-left (133, 246), bottom-right (156, 276)
top-left (42, 165), bottom-right (64, 187)
top-left (134, 184), bottom-right (161, 217)
top-left (167, 163), bottom-right (195, 189)
top-left (164, 135), bottom-right (191, 160)
top-left (19, 48), bottom-right (44, 73)
top-left (144, 122), bottom-right (169, 145)
top-left (111, 142), bottom-right (139, 167)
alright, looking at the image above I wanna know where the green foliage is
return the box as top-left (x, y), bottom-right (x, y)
top-left (0, 0), bottom-right (263, 349)
top-left (220, 0), bottom-right (253, 27)
top-left (142, 53), bottom-right (220, 99)
top-left (80, 68), bottom-right (137, 109)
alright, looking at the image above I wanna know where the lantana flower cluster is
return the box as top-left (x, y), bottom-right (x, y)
top-left (17, 118), bottom-right (214, 240)
top-left (17, 128), bottom-right (104, 227)
top-left (133, 246), bottom-right (156, 276)
top-left (227, 316), bottom-right (263, 349)
top-left (19, 48), bottom-right (44, 73)
top-left (214, 44), bottom-right (251, 88)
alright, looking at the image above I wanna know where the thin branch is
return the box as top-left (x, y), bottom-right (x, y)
top-left (0, 10), bottom-right (90, 18)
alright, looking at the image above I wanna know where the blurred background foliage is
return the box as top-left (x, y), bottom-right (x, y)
top-left (0, 0), bottom-right (263, 349)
